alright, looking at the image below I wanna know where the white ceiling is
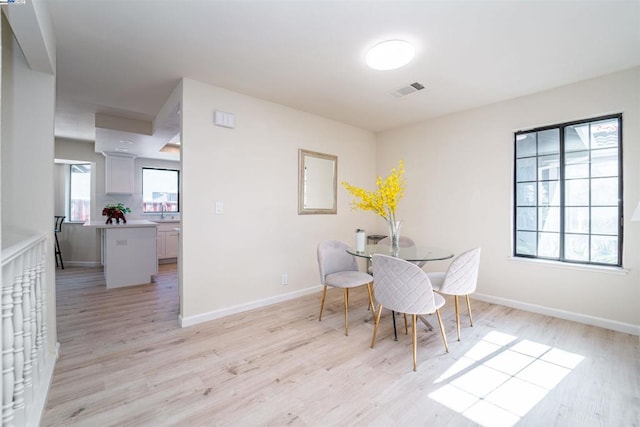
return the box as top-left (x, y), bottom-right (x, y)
top-left (46, 0), bottom-right (640, 159)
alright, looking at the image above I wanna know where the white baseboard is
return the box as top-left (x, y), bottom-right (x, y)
top-left (180, 287), bottom-right (639, 335)
top-left (180, 285), bottom-right (323, 328)
top-left (62, 261), bottom-right (102, 268)
top-left (29, 342), bottom-right (59, 427)
top-left (473, 293), bottom-right (640, 336)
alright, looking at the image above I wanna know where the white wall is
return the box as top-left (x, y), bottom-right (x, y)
top-left (1, 12), bottom-right (57, 345)
top-left (180, 78), bottom-right (377, 321)
top-left (377, 67), bottom-right (640, 331)
top-left (54, 137), bottom-right (181, 264)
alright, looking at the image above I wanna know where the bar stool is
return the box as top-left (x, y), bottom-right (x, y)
top-left (54, 216), bottom-right (65, 269)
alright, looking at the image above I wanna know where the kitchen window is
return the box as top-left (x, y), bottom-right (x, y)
top-left (69, 163), bottom-right (91, 222)
top-left (142, 168), bottom-right (179, 213)
top-left (513, 114), bottom-right (622, 267)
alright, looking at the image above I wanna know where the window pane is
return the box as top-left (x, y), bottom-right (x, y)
top-left (591, 178), bottom-right (618, 206)
top-left (514, 115), bottom-right (621, 267)
top-left (538, 154), bottom-right (559, 180)
top-left (537, 129), bottom-right (559, 155)
top-left (565, 179), bottom-right (589, 206)
top-left (591, 148), bottom-right (618, 178)
top-left (538, 181), bottom-right (559, 206)
top-left (591, 235), bottom-right (618, 264)
top-left (591, 207), bottom-right (618, 235)
top-left (70, 164), bottom-right (91, 222)
top-left (565, 151), bottom-right (589, 179)
top-left (516, 182), bottom-right (536, 206)
top-left (539, 207), bottom-right (559, 232)
top-left (565, 124), bottom-right (589, 152)
top-left (565, 234), bottom-right (589, 261)
top-left (538, 232), bottom-right (559, 258)
top-left (516, 157), bottom-right (536, 182)
top-left (516, 133), bottom-right (536, 158)
top-left (516, 231), bottom-right (536, 255)
top-left (591, 119), bottom-right (619, 149)
top-left (516, 207), bottom-right (536, 231)
top-left (565, 207), bottom-right (589, 233)
top-left (142, 168), bottom-right (180, 213)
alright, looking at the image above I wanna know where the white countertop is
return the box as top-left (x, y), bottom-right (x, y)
top-left (84, 219), bottom-right (159, 229)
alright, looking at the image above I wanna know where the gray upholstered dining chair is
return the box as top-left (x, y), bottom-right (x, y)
top-left (370, 235), bottom-right (423, 339)
top-left (317, 240), bottom-right (374, 336)
top-left (371, 254), bottom-right (449, 371)
top-left (427, 247), bottom-right (481, 341)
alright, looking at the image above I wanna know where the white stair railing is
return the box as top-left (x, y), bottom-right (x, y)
top-left (2, 232), bottom-right (51, 427)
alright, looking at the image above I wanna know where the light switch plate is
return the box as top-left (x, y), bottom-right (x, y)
top-left (215, 201), bottom-right (224, 214)
top-left (214, 111), bottom-right (235, 128)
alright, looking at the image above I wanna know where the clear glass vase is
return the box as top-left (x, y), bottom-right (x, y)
top-left (387, 215), bottom-right (402, 255)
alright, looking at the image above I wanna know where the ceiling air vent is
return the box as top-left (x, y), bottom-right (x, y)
top-left (391, 81), bottom-right (425, 98)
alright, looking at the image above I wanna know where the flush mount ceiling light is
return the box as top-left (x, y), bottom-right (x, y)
top-left (366, 40), bottom-right (415, 71)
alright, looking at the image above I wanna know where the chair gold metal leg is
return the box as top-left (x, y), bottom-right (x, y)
top-left (344, 288), bottom-right (349, 336)
top-left (319, 285), bottom-right (327, 321)
top-left (436, 309), bottom-right (449, 353)
top-left (371, 304), bottom-right (383, 348)
top-left (366, 283), bottom-right (375, 313)
top-left (466, 294), bottom-right (474, 327)
top-left (404, 313), bottom-right (408, 335)
top-left (455, 295), bottom-right (461, 341)
top-left (412, 314), bottom-right (418, 371)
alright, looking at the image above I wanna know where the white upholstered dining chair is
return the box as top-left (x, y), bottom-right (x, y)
top-left (317, 240), bottom-right (374, 336)
top-left (427, 247), bottom-right (481, 341)
top-left (369, 235), bottom-right (424, 338)
top-left (371, 254), bottom-right (449, 371)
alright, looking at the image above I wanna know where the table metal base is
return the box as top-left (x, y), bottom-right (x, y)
top-left (391, 312), bottom-right (434, 340)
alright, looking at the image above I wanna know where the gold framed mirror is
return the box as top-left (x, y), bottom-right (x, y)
top-left (298, 149), bottom-right (337, 215)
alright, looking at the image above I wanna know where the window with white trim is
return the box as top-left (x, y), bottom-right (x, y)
top-left (69, 163), bottom-right (91, 222)
top-left (514, 114), bottom-right (622, 267)
top-left (142, 168), bottom-right (180, 213)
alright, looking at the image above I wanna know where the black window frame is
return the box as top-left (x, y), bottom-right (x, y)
top-left (513, 113), bottom-right (623, 267)
top-left (142, 167), bottom-right (180, 214)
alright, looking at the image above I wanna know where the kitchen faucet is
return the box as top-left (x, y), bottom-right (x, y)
top-left (160, 202), bottom-right (166, 219)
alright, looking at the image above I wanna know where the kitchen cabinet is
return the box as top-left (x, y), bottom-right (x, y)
top-left (104, 153), bottom-right (135, 194)
top-left (83, 220), bottom-right (158, 288)
top-left (156, 221), bottom-right (179, 260)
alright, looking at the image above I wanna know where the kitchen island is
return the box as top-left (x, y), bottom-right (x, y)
top-left (84, 220), bottom-right (158, 288)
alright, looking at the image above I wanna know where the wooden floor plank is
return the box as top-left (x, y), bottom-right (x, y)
top-left (42, 264), bottom-right (639, 426)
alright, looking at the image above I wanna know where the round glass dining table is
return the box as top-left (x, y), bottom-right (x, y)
top-left (347, 243), bottom-right (453, 340)
top-left (346, 243), bottom-right (454, 263)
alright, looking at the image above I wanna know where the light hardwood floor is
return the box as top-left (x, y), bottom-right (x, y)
top-left (42, 264), bottom-right (639, 426)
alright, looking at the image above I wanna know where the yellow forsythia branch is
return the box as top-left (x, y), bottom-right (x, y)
top-left (341, 160), bottom-right (406, 220)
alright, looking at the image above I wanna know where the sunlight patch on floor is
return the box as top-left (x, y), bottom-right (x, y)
top-left (429, 331), bottom-right (584, 427)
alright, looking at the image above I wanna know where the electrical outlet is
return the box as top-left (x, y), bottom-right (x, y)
top-left (281, 273), bottom-right (288, 285)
